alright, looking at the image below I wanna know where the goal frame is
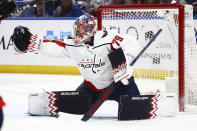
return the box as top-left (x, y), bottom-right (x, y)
top-left (97, 4), bottom-right (185, 112)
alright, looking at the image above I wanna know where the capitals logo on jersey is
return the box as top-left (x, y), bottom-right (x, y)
top-left (77, 54), bottom-right (105, 73)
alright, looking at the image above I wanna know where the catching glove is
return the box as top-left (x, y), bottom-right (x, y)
top-left (12, 25), bottom-right (40, 53)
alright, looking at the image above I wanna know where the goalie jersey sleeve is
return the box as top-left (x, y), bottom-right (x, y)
top-left (38, 39), bottom-right (72, 58)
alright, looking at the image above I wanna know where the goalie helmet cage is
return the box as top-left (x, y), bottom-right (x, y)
top-left (97, 4), bottom-right (197, 112)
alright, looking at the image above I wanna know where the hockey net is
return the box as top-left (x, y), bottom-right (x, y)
top-left (97, 4), bottom-right (197, 112)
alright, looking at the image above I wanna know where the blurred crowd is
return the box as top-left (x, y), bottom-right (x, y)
top-left (14, 0), bottom-right (197, 17)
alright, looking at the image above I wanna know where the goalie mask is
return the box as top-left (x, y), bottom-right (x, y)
top-left (73, 15), bottom-right (96, 44)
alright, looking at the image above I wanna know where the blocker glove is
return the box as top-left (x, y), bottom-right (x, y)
top-left (108, 47), bottom-right (132, 85)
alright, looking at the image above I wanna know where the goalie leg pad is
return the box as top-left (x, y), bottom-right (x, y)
top-left (118, 93), bottom-right (178, 120)
top-left (28, 89), bottom-right (92, 116)
top-left (54, 91), bottom-right (92, 115)
top-left (28, 88), bottom-right (51, 116)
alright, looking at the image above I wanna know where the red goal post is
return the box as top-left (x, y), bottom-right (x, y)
top-left (97, 4), bottom-right (197, 112)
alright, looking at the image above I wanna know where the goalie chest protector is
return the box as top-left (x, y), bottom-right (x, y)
top-left (118, 94), bottom-right (178, 120)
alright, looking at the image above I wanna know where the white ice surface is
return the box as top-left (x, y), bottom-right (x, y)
top-left (0, 73), bottom-right (197, 131)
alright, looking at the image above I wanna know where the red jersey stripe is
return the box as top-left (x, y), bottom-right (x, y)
top-left (43, 40), bottom-right (66, 48)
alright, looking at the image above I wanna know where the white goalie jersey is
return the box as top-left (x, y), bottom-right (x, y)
top-left (36, 30), bottom-right (140, 90)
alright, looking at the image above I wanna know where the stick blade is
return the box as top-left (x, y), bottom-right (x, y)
top-left (81, 114), bottom-right (91, 121)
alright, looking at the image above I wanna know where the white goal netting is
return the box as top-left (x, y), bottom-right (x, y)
top-left (97, 4), bottom-right (197, 112)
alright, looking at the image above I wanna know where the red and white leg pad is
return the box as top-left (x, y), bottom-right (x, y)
top-left (118, 93), bottom-right (178, 120)
top-left (28, 89), bottom-right (92, 116)
top-left (28, 88), bottom-right (53, 116)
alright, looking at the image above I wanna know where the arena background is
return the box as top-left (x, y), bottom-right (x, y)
top-left (0, 17), bottom-right (197, 75)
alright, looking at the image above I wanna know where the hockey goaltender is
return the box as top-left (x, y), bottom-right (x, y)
top-left (10, 9), bottom-right (178, 120)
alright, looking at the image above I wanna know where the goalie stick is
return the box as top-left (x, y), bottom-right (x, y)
top-left (81, 28), bottom-right (163, 121)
